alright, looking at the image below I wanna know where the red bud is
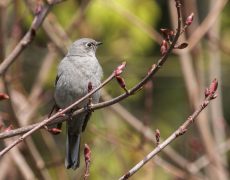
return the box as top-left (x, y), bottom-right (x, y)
top-left (160, 40), bottom-right (168, 55)
top-left (0, 93), bottom-right (9, 101)
top-left (155, 129), bottom-right (160, 139)
top-left (155, 129), bottom-right (160, 145)
top-left (160, 28), bottom-right (174, 36)
top-left (116, 76), bottom-right (126, 88)
top-left (35, 3), bottom-right (42, 15)
top-left (174, 43), bottom-right (188, 49)
top-left (116, 76), bottom-right (129, 93)
top-left (209, 79), bottom-right (218, 94)
top-left (160, 28), bottom-right (174, 40)
top-left (84, 144), bottom-right (91, 163)
top-left (185, 13), bottom-right (194, 26)
top-left (48, 128), bottom-right (62, 134)
top-left (5, 124), bottom-right (13, 132)
top-left (114, 61), bottom-right (126, 76)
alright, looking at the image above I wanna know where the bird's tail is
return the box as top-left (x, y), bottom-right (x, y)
top-left (65, 131), bottom-right (81, 170)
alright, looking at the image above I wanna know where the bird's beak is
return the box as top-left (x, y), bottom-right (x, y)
top-left (96, 41), bottom-right (103, 46)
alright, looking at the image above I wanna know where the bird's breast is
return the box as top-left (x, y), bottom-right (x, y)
top-left (55, 58), bottom-right (102, 108)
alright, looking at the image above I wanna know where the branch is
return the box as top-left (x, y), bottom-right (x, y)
top-left (191, 138), bottom-right (230, 173)
top-left (119, 79), bottom-right (218, 180)
top-left (0, 69), bottom-right (116, 157)
top-left (0, 21), bottom-right (182, 140)
top-left (0, 0), bottom-right (64, 75)
top-left (101, 90), bottom-right (205, 177)
top-left (0, 0), bottom-right (185, 156)
top-left (83, 144), bottom-right (91, 180)
top-left (186, 0), bottom-right (228, 52)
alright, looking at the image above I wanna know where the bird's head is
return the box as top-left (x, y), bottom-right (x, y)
top-left (67, 38), bottom-right (102, 57)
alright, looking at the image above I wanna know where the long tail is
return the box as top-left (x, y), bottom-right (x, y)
top-left (65, 112), bottom-right (91, 170)
top-left (65, 131), bottom-right (81, 170)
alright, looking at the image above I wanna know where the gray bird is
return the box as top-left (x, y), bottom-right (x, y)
top-left (54, 38), bottom-right (103, 170)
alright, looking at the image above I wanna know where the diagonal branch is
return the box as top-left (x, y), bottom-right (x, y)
top-left (0, 0), bottom-right (183, 157)
top-left (119, 80), bottom-right (218, 180)
top-left (0, 0), bottom-right (65, 75)
top-left (0, 71), bottom-right (115, 157)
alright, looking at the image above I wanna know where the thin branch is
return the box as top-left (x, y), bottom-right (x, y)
top-left (4, 139), bottom-right (36, 179)
top-left (101, 90), bottom-right (204, 177)
top-left (0, 19), bottom-right (182, 139)
top-left (169, 1), bottom-right (228, 180)
top-left (186, 0), bottom-right (228, 52)
top-left (83, 144), bottom-right (91, 180)
top-left (66, 0), bottom-right (91, 35)
top-left (119, 80), bottom-right (218, 180)
top-left (191, 139), bottom-right (230, 173)
top-left (0, 0), bottom-right (183, 156)
top-left (207, 35), bottom-right (230, 55)
top-left (3, 76), bottom-right (52, 179)
top-left (208, 0), bottom-right (227, 167)
top-left (0, 0), bottom-right (64, 75)
top-left (0, 72), bottom-right (115, 156)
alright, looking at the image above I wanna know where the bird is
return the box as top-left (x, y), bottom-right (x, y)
top-left (54, 38), bottom-right (103, 170)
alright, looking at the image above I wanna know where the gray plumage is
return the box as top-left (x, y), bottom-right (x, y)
top-left (54, 38), bottom-right (103, 170)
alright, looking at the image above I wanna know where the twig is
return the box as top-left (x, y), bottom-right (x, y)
top-left (101, 90), bottom-right (204, 177)
top-left (169, 1), bottom-right (228, 179)
top-left (4, 139), bottom-right (36, 180)
top-left (0, 71), bottom-right (115, 156)
top-left (0, 27), bottom-right (180, 140)
top-left (207, 35), bottom-right (230, 55)
top-left (84, 144), bottom-right (91, 180)
top-left (186, 0), bottom-right (228, 52)
top-left (208, 1), bottom-right (227, 166)
top-left (0, 0), bottom-right (64, 75)
top-left (0, 2), bottom-right (6, 61)
top-left (119, 79), bottom-right (218, 180)
top-left (66, 0), bottom-right (91, 35)
top-left (0, 0), bottom-right (183, 156)
top-left (2, 78), bottom-right (52, 179)
top-left (191, 139), bottom-right (230, 173)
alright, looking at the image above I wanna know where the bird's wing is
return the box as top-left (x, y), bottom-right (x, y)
top-left (55, 71), bottom-right (63, 86)
top-left (55, 57), bottom-right (69, 86)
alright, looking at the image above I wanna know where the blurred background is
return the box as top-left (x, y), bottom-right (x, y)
top-left (0, 0), bottom-right (230, 179)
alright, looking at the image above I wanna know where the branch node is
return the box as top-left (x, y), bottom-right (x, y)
top-left (30, 28), bottom-right (36, 39)
top-left (176, 127), bottom-right (187, 137)
top-left (155, 129), bottom-right (160, 146)
top-left (160, 40), bottom-right (168, 55)
top-left (122, 172), bottom-right (131, 180)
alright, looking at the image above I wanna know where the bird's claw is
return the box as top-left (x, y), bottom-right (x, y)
top-left (85, 99), bottom-right (94, 113)
top-left (44, 126), bottom-right (62, 135)
top-left (44, 123), bottom-right (62, 135)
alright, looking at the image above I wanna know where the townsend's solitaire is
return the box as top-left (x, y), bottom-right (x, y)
top-left (54, 38), bottom-right (103, 170)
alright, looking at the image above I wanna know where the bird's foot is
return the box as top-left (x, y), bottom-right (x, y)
top-left (44, 123), bottom-right (62, 135)
top-left (84, 98), bottom-right (94, 113)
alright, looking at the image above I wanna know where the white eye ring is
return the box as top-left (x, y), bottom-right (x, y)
top-left (86, 42), bottom-right (93, 47)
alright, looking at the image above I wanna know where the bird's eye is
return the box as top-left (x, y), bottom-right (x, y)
top-left (86, 43), bottom-right (93, 48)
